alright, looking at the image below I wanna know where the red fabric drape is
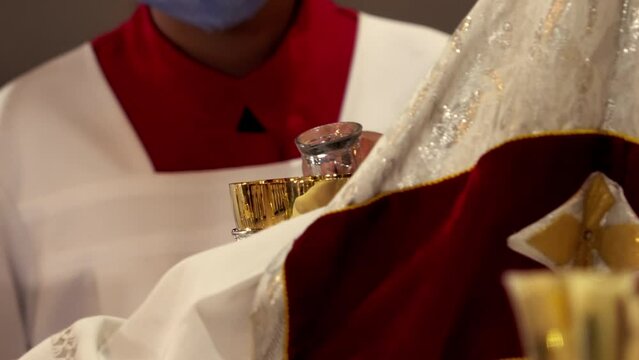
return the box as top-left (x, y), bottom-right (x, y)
top-left (285, 133), bottom-right (639, 359)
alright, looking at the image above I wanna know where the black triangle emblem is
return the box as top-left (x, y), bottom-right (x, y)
top-left (237, 107), bottom-right (266, 133)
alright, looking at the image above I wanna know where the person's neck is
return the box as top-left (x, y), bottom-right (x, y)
top-left (151, 0), bottom-right (299, 77)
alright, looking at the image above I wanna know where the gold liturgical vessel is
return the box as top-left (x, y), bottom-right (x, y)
top-left (230, 122), bottom-right (362, 240)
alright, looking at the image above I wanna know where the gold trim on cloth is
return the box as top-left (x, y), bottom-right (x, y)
top-left (328, 130), bottom-right (639, 217)
top-left (252, 247), bottom-right (293, 360)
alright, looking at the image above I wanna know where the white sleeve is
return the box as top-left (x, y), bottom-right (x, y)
top-left (18, 209), bottom-right (322, 360)
top-left (0, 206), bottom-right (28, 359)
top-left (17, 317), bottom-right (123, 360)
top-left (0, 85), bottom-right (28, 359)
top-left (339, 13), bottom-right (449, 133)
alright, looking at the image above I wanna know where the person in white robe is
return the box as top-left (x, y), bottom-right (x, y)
top-left (15, 0), bottom-right (639, 358)
top-left (0, 1), bottom-right (448, 358)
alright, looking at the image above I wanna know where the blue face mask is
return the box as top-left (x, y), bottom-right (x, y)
top-left (142, 0), bottom-right (268, 31)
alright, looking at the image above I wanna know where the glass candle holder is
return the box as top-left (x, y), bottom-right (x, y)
top-left (295, 122), bottom-right (363, 176)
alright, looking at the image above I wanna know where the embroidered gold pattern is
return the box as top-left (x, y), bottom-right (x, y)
top-left (51, 327), bottom-right (77, 360)
top-left (541, 0), bottom-right (568, 39)
top-left (510, 172), bottom-right (639, 271)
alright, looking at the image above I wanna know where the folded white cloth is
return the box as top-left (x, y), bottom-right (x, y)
top-left (21, 208), bottom-right (324, 360)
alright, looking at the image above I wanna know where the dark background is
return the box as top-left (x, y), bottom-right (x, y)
top-left (0, 0), bottom-right (477, 86)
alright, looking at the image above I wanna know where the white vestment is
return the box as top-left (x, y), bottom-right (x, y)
top-left (0, 12), bottom-right (448, 359)
top-left (18, 0), bottom-right (639, 358)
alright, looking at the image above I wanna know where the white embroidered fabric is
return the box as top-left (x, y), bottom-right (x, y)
top-left (254, 0), bottom-right (639, 357)
top-left (331, 0), bottom-right (639, 208)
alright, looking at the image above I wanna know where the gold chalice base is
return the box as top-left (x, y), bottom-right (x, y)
top-left (229, 174), bottom-right (350, 237)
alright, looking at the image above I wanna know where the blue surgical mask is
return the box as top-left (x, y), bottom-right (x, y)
top-left (142, 0), bottom-right (268, 31)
